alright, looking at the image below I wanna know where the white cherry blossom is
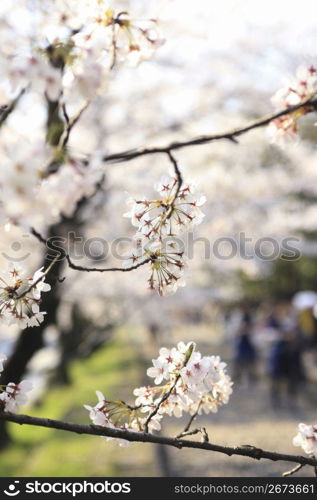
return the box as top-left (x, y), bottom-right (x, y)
top-left (147, 358), bottom-right (169, 385)
top-left (0, 353), bottom-right (6, 374)
top-left (293, 423), bottom-right (317, 456)
top-left (85, 342), bottom-right (233, 446)
top-left (0, 263), bottom-right (51, 329)
top-left (124, 176), bottom-right (205, 240)
top-left (269, 63), bottom-right (317, 143)
top-left (0, 379), bottom-right (33, 412)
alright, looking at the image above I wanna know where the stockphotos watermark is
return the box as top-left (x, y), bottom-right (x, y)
top-left (3, 480), bottom-right (131, 497)
top-left (2, 232), bottom-right (301, 263)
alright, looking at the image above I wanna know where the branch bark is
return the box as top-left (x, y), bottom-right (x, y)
top-left (1, 411), bottom-right (317, 468)
top-left (103, 97), bottom-right (317, 163)
top-left (30, 227), bottom-right (151, 273)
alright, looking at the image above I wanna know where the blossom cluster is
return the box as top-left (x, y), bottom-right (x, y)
top-left (0, 141), bottom-right (104, 229)
top-left (143, 341), bottom-right (233, 417)
top-left (0, 353), bottom-right (33, 412)
top-left (0, 1), bottom-right (164, 229)
top-left (0, 263), bottom-right (51, 329)
top-left (293, 423), bottom-right (317, 456)
top-left (123, 177), bottom-right (206, 295)
top-left (85, 342), bottom-right (233, 446)
top-left (268, 64), bottom-right (317, 143)
top-left (125, 178), bottom-right (206, 241)
top-left (0, 0), bottom-right (164, 104)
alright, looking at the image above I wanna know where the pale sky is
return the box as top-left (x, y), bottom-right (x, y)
top-left (157, 0), bottom-right (317, 55)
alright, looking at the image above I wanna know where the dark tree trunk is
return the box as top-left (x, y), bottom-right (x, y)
top-left (0, 181), bottom-right (106, 447)
top-left (0, 223), bottom-right (64, 448)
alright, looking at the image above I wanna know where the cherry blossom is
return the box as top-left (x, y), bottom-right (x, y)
top-left (9, 55), bottom-right (62, 100)
top-left (85, 342), bottom-right (232, 445)
top-left (147, 342), bottom-right (232, 418)
top-left (0, 353), bottom-right (7, 374)
top-left (147, 358), bottom-right (169, 384)
top-left (122, 174), bottom-right (205, 295)
top-left (0, 0), bottom-right (165, 107)
top-left (133, 386), bottom-right (155, 408)
top-left (0, 380), bottom-right (33, 412)
top-left (0, 354), bottom-right (33, 413)
top-left (146, 242), bottom-right (187, 296)
top-left (0, 263), bottom-right (51, 329)
top-left (71, 5), bottom-right (165, 68)
top-left (268, 63), bottom-right (317, 143)
top-left (84, 390), bottom-right (153, 447)
top-left (37, 157), bottom-right (104, 222)
top-left (84, 391), bottom-right (113, 426)
top-left (123, 240), bottom-right (187, 296)
top-left (31, 268), bottom-right (52, 300)
top-left (124, 176), bottom-right (206, 241)
top-left (157, 346), bottom-right (184, 372)
top-left (293, 423), bottom-right (317, 456)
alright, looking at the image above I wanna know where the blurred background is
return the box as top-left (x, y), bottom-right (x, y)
top-left (1, 0), bottom-right (317, 477)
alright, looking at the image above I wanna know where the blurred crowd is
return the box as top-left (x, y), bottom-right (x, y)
top-left (227, 294), bottom-right (317, 408)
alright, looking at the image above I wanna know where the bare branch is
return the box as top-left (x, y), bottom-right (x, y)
top-left (30, 227), bottom-right (151, 274)
top-left (0, 88), bottom-right (26, 128)
top-left (1, 411), bottom-right (317, 469)
top-left (59, 101), bottom-right (90, 149)
top-left (177, 400), bottom-right (202, 437)
top-left (177, 426), bottom-right (209, 442)
top-left (144, 374), bottom-right (181, 433)
top-left (103, 96), bottom-right (317, 163)
top-left (16, 254), bottom-right (60, 300)
top-left (65, 254), bottom-right (151, 273)
top-left (167, 150), bottom-right (183, 201)
top-left (283, 464), bottom-right (305, 477)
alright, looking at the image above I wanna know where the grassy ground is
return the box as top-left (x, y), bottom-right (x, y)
top-left (0, 339), bottom-right (149, 477)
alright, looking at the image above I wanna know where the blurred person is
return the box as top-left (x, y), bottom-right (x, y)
top-left (232, 304), bottom-right (258, 386)
top-left (268, 325), bottom-right (305, 409)
top-left (298, 306), bottom-right (317, 354)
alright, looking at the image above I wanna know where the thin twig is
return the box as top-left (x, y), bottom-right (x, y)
top-left (177, 426), bottom-right (209, 443)
top-left (103, 96), bottom-right (317, 163)
top-left (59, 101), bottom-right (90, 149)
top-left (110, 22), bottom-right (117, 70)
top-left (167, 150), bottom-right (183, 203)
top-left (283, 464), bottom-right (305, 477)
top-left (1, 411), bottom-right (317, 468)
top-left (16, 254), bottom-right (60, 300)
top-left (65, 254), bottom-right (151, 273)
top-left (177, 400), bottom-right (202, 437)
top-left (30, 227), bottom-right (151, 274)
top-left (144, 374), bottom-right (181, 433)
top-left (0, 88), bottom-right (26, 127)
top-left (176, 428), bottom-right (202, 439)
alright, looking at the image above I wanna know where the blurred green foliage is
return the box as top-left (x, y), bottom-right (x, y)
top-left (0, 340), bottom-right (141, 477)
top-left (239, 255), bottom-right (317, 302)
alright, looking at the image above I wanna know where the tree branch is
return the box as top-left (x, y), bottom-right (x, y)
top-left (16, 254), bottom-right (60, 300)
top-left (144, 374), bottom-right (181, 433)
top-left (59, 102), bottom-right (90, 150)
top-left (65, 254), bottom-right (151, 273)
top-left (283, 463), bottom-right (305, 477)
top-left (103, 96), bottom-right (317, 163)
top-left (30, 227), bottom-right (151, 274)
top-left (1, 411), bottom-right (317, 468)
top-left (0, 88), bottom-right (26, 128)
top-left (167, 150), bottom-right (183, 202)
top-left (176, 400), bottom-right (202, 437)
